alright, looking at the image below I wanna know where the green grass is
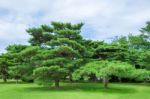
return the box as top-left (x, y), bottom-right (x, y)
top-left (0, 81), bottom-right (149, 99)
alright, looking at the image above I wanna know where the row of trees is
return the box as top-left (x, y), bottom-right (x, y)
top-left (0, 21), bottom-right (150, 88)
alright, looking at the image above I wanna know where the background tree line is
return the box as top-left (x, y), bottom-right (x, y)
top-left (0, 21), bottom-right (150, 88)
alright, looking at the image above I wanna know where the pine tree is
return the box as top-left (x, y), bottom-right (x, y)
top-left (27, 22), bottom-right (86, 87)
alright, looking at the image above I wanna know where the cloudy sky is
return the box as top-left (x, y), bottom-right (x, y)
top-left (0, 0), bottom-right (150, 53)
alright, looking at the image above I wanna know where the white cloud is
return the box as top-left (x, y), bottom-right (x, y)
top-left (0, 20), bottom-right (29, 53)
top-left (0, 0), bottom-right (150, 53)
top-left (0, 20), bottom-right (28, 39)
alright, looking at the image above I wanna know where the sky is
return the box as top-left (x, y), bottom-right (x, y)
top-left (0, 0), bottom-right (150, 53)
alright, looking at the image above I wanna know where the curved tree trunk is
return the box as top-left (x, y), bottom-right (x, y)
top-left (103, 76), bottom-right (108, 88)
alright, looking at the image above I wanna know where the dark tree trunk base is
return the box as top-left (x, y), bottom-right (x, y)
top-left (103, 77), bottom-right (108, 88)
top-left (3, 78), bottom-right (7, 83)
top-left (54, 80), bottom-right (59, 88)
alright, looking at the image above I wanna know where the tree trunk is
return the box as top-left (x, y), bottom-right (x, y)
top-left (3, 77), bottom-right (7, 83)
top-left (69, 74), bottom-right (73, 82)
top-left (103, 76), bottom-right (108, 88)
top-left (118, 77), bottom-right (122, 82)
top-left (54, 80), bottom-right (59, 88)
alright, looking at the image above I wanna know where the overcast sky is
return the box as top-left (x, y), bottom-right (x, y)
top-left (0, 0), bottom-right (150, 53)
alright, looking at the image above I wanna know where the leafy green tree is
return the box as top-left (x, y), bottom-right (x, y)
top-left (112, 36), bottom-right (128, 47)
top-left (140, 21), bottom-right (150, 42)
top-left (128, 34), bottom-right (150, 49)
top-left (6, 45), bottom-right (39, 82)
top-left (28, 22), bottom-right (86, 87)
top-left (137, 50), bottom-right (150, 70)
top-left (26, 21), bottom-right (83, 46)
top-left (112, 33), bottom-right (150, 70)
top-left (93, 43), bottom-right (128, 62)
top-left (2, 20), bottom-right (150, 87)
top-left (18, 46), bottom-right (39, 82)
top-left (34, 66), bottom-right (67, 87)
top-left (132, 69), bottom-right (150, 82)
top-left (0, 54), bottom-right (12, 82)
top-left (6, 44), bottom-right (27, 53)
top-left (73, 60), bottom-right (136, 88)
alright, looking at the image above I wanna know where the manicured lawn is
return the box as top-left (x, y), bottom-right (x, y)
top-left (0, 81), bottom-right (149, 99)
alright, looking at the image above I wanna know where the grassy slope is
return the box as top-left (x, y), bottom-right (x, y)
top-left (0, 82), bottom-right (149, 99)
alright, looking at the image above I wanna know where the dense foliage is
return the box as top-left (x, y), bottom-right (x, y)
top-left (0, 21), bottom-right (150, 88)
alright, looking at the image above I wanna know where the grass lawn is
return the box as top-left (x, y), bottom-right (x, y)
top-left (0, 81), bottom-right (149, 99)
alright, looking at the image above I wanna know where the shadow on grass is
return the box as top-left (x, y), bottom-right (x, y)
top-left (0, 81), bottom-right (27, 84)
top-left (23, 83), bottom-right (137, 94)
